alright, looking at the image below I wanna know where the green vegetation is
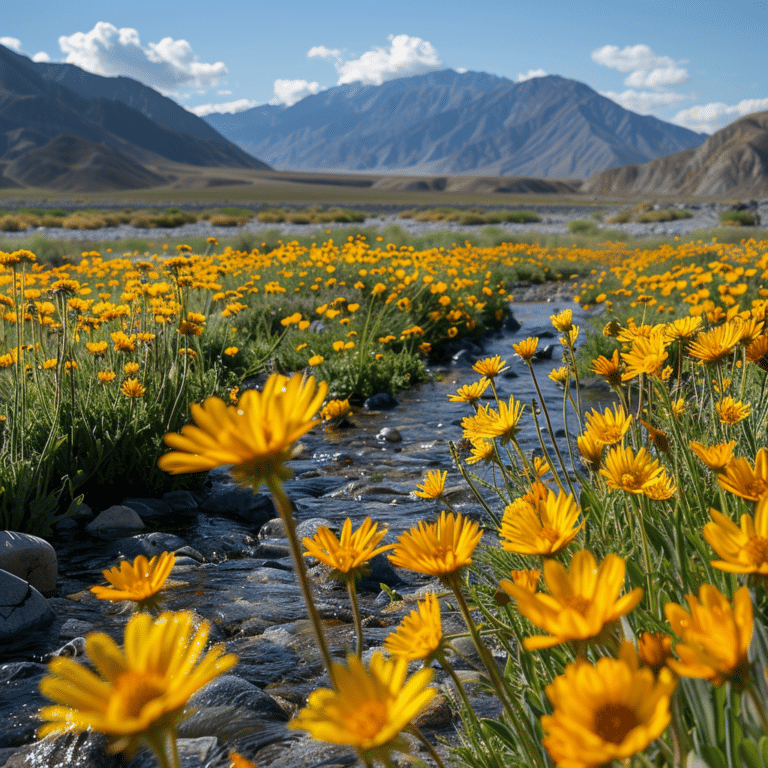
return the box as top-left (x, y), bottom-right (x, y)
top-left (719, 209), bottom-right (761, 226)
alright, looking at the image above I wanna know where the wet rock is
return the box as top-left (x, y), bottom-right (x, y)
top-left (108, 532), bottom-right (189, 560)
top-left (282, 476), bottom-right (347, 497)
top-left (258, 518), bottom-right (288, 540)
top-left (0, 532), bottom-right (58, 595)
top-left (122, 497), bottom-right (173, 519)
top-left (413, 692), bottom-right (454, 731)
top-left (85, 505), bottom-right (145, 539)
top-left (532, 344), bottom-right (554, 361)
top-left (450, 348), bottom-right (477, 367)
top-left (180, 675), bottom-right (288, 740)
top-left (0, 661), bottom-right (48, 748)
top-left (0, 570), bottom-right (55, 646)
top-left (231, 636), bottom-right (306, 688)
top-left (201, 487), bottom-right (276, 527)
top-left (504, 311), bottom-right (521, 332)
top-left (363, 392), bottom-right (399, 411)
top-left (3, 732), bottom-right (124, 768)
top-left (376, 427), bottom-right (402, 443)
top-left (162, 490), bottom-right (202, 512)
top-left (295, 518), bottom-right (332, 541)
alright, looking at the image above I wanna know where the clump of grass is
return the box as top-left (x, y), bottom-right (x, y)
top-left (568, 219), bottom-right (599, 234)
top-left (606, 207), bottom-right (693, 224)
top-left (719, 209), bottom-right (761, 226)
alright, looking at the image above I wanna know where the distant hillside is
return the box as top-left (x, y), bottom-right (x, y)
top-left (582, 111), bottom-right (768, 196)
top-left (205, 70), bottom-right (706, 179)
top-left (0, 43), bottom-right (269, 190)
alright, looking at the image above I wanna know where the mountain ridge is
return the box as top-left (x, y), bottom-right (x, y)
top-left (204, 70), bottom-right (706, 179)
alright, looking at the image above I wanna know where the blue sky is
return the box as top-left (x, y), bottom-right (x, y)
top-left (2, 0), bottom-right (767, 133)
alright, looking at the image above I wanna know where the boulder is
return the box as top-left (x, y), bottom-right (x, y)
top-left (0, 569), bottom-right (55, 646)
top-left (0, 532), bottom-right (57, 595)
top-left (84, 505), bottom-right (145, 539)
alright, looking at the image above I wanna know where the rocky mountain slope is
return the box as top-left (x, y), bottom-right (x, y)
top-left (0, 44), bottom-right (269, 191)
top-left (582, 111), bottom-right (768, 196)
top-left (205, 70), bottom-right (706, 179)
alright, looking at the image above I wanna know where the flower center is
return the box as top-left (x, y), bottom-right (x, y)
top-left (539, 525), bottom-right (561, 546)
top-left (564, 595), bottom-right (592, 616)
top-left (746, 479), bottom-right (768, 498)
top-left (620, 471), bottom-right (644, 491)
top-left (349, 700), bottom-right (389, 741)
top-left (109, 671), bottom-right (167, 720)
top-left (746, 535), bottom-right (768, 567)
top-left (593, 702), bottom-right (639, 745)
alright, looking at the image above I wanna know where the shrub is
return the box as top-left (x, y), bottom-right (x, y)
top-left (719, 209), bottom-right (761, 226)
top-left (568, 220), bottom-right (599, 234)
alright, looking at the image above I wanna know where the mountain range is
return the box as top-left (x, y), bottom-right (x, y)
top-left (582, 110), bottom-right (768, 196)
top-left (204, 70), bottom-right (706, 179)
top-left (0, 43), bottom-right (267, 191)
top-left (1, 42), bottom-right (765, 197)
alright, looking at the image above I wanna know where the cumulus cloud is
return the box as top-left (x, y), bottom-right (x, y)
top-left (672, 98), bottom-right (768, 133)
top-left (599, 89), bottom-right (689, 115)
top-left (311, 34), bottom-right (443, 87)
top-left (592, 44), bottom-right (688, 91)
top-left (272, 79), bottom-right (322, 106)
top-left (32, 51), bottom-right (51, 63)
top-left (189, 98), bottom-right (261, 117)
top-left (593, 43), bottom-right (693, 118)
top-left (0, 36), bottom-right (21, 50)
top-left (58, 22), bottom-right (226, 93)
top-left (516, 68), bottom-right (547, 82)
top-left (308, 46), bottom-right (341, 62)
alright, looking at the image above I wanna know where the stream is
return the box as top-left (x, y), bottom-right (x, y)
top-left (0, 298), bottom-right (615, 768)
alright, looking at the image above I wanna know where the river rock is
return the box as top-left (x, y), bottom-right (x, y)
top-left (162, 490), bottom-right (202, 512)
top-left (376, 427), bottom-right (402, 443)
top-left (363, 392), bottom-right (399, 411)
top-left (200, 487), bottom-right (276, 526)
top-left (0, 532), bottom-right (58, 595)
top-left (84, 506), bottom-right (145, 539)
top-left (108, 532), bottom-right (189, 561)
top-left (0, 662), bottom-right (48, 749)
top-left (121, 497), bottom-right (173, 519)
top-left (179, 675), bottom-right (288, 740)
top-left (0, 570), bottom-right (55, 646)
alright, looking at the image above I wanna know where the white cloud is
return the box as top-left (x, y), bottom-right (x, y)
top-left (0, 36), bottom-right (21, 50)
top-left (308, 46), bottom-right (341, 62)
top-left (592, 44), bottom-right (676, 73)
top-left (600, 89), bottom-right (689, 115)
top-left (58, 22), bottom-right (226, 93)
top-left (516, 68), bottom-right (547, 82)
top-left (32, 51), bottom-right (51, 63)
top-left (272, 79), bottom-right (322, 106)
top-left (593, 43), bottom-right (695, 121)
top-left (315, 34), bottom-right (443, 87)
top-left (672, 98), bottom-right (768, 133)
top-left (217, 89), bottom-right (232, 95)
top-left (190, 98), bottom-right (261, 117)
top-left (624, 66), bottom-right (688, 89)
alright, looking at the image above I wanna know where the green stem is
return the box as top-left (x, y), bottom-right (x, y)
top-left (346, 577), bottom-right (365, 658)
top-left (268, 480), bottom-right (337, 688)
top-left (405, 723), bottom-right (448, 768)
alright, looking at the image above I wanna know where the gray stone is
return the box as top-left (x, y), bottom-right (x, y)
top-left (363, 392), bottom-right (399, 411)
top-left (0, 661), bottom-right (48, 748)
top-left (109, 532), bottom-right (188, 560)
top-left (0, 532), bottom-right (58, 595)
top-left (201, 487), bottom-right (275, 526)
top-left (258, 518), bottom-right (288, 540)
top-left (179, 674), bottom-right (288, 740)
top-left (84, 505), bottom-right (145, 538)
top-left (0, 569), bottom-right (55, 646)
top-left (162, 490), bottom-right (201, 511)
top-left (376, 427), bottom-right (402, 443)
top-left (122, 497), bottom-right (172, 518)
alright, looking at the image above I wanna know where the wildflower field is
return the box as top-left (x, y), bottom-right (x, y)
top-left (7, 231), bottom-right (768, 768)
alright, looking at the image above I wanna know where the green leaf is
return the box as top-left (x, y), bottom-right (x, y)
top-left (740, 739), bottom-right (762, 768)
